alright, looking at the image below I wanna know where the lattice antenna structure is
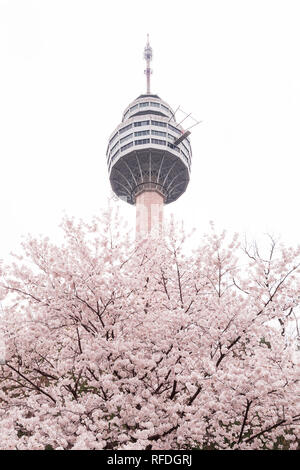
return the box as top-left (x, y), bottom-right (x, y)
top-left (144, 34), bottom-right (153, 94)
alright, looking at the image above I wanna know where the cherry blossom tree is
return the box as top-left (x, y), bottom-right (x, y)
top-left (0, 208), bottom-right (299, 450)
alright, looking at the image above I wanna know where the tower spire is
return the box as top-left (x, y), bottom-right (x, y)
top-left (144, 34), bottom-right (153, 94)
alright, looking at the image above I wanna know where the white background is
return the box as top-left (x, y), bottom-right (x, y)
top-left (1, 0), bottom-right (300, 258)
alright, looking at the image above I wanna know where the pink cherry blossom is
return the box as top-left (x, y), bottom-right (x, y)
top-left (0, 210), bottom-right (299, 450)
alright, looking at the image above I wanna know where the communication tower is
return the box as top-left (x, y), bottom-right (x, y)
top-left (107, 36), bottom-right (196, 235)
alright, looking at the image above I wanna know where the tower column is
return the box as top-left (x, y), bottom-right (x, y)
top-left (136, 191), bottom-right (164, 237)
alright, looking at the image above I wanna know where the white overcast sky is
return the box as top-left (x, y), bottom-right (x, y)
top-left (1, 0), bottom-right (300, 259)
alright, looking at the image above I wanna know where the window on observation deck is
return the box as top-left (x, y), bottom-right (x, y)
top-left (167, 142), bottom-right (179, 152)
top-left (120, 133), bottom-right (133, 143)
top-left (151, 120), bottom-right (167, 128)
top-left (151, 138), bottom-right (166, 146)
top-left (110, 141), bottom-right (119, 152)
top-left (181, 142), bottom-right (190, 155)
top-left (161, 104), bottom-right (170, 113)
top-left (111, 149), bottom-right (120, 161)
top-left (134, 130), bottom-right (150, 137)
top-left (140, 102), bottom-right (149, 107)
top-left (134, 120), bottom-right (150, 127)
top-left (121, 142), bottom-right (133, 152)
top-left (152, 130), bottom-right (166, 137)
top-left (180, 149), bottom-right (189, 163)
top-left (135, 139), bottom-right (150, 145)
top-left (109, 131), bottom-right (119, 144)
top-left (119, 124), bottom-right (132, 134)
top-left (150, 102), bottom-right (160, 107)
top-left (168, 124), bottom-right (181, 134)
top-left (130, 104), bottom-right (139, 112)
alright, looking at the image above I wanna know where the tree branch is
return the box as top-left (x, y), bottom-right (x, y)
top-left (6, 363), bottom-right (56, 404)
top-left (238, 400), bottom-right (252, 443)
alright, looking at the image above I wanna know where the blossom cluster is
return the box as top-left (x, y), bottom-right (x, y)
top-left (0, 212), bottom-right (299, 450)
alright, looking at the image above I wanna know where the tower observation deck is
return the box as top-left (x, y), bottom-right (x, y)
top-left (106, 36), bottom-right (192, 235)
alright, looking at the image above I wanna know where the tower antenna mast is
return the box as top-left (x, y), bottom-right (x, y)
top-left (144, 34), bottom-right (153, 94)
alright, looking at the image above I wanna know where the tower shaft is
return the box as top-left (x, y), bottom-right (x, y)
top-left (136, 191), bottom-right (164, 237)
